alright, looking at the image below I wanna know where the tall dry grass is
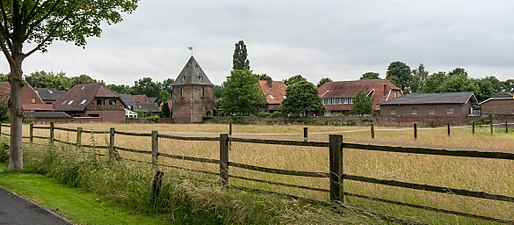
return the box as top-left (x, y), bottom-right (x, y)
top-left (17, 123), bottom-right (514, 224)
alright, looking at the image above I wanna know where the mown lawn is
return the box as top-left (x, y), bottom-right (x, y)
top-left (0, 163), bottom-right (173, 225)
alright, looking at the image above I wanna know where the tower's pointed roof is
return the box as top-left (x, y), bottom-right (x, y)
top-left (173, 56), bottom-right (213, 86)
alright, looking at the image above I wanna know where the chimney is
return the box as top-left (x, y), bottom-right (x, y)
top-left (267, 79), bottom-right (273, 88)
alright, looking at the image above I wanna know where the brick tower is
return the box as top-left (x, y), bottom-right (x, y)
top-left (172, 56), bottom-right (214, 123)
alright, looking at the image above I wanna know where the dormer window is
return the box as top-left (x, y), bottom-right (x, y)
top-left (31, 97), bottom-right (36, 104)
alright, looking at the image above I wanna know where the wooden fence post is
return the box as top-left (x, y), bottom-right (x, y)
top-left (49, 122), bottom-right (54, 145)
top-left (303, 127), bottom-right (308, 142)
top-left (76, 127), bottom-right (82, 147)
top-left (447, 124), bottom-right (451, 137)
top-left (490, 123), bottom-right (493, 135)
top-left (150, 170), bottom-right (163, 206)
top-left (329, 135), bottom-right (343, 202)
top-left (0, 123), bottom-right (2, 135)
top-left (151, 131), bottom-right (159, 172)
top-left (472, 122), bottom-right (475, 135)
top-left (29, 123), bottom-right (34, 144)
top-left (506, 121), bottom-right (509, 133)
top-left (371, 124), bottom-right (375, 139)
top-left (413, 124), bottom-right (417, 139)
top-left (109, 128), bottom-right (118, 160)
top-left (220, 134), bottom-right (229, 187)
top-left (229, 122), bottom-right (232, 136)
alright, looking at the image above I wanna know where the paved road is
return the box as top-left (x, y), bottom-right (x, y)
top-left (0, 188), bottom-right (70, 225)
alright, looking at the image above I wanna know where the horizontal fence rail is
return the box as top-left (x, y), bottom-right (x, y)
top-left (1, 122), bottom-right (513, 224)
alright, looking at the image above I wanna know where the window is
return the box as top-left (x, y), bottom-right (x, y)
top-left (268, 94), bottom-right (274, 100)
top-left (411, 107), bottom-right (417, 115)
top-left (394, 92), bottom-right (398, 98)
top-left (67, 100), bottom-right (74, 105)
top-left (429, 107), bottom-right (435, 115)
top-left (31, 97), bottom-right (36, 104)
top-left (447, 107), bottom-right (454, 114)
top-left (201, 87), bottom-right (205, 97)
top-left (97, 99), bottom-right (104, 106)
top-left (180, 87), bottom-right (184, 97)
top-left (109, 99), bottom-right (116, 106)
top-left (199, 76), bottom-right (203, 82)
top-left (80, 99), bottom-right (87, 105)
top-left (182, 76), bottom-right (186, 82)
top-left (390, 108), bottom-right (396, 115)
top-left (88, 114), bottom-right (99, 117)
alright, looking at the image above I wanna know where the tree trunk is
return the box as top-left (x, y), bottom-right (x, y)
top-left (7, 52), bottom-right (25, 171)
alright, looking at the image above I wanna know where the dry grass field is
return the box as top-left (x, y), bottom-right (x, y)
top-left (11, 123), bottom-right (514, 224)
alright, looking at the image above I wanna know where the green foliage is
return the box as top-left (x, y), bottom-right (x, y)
top-left (281, 80), bottom-right (324, 116)
top-left (0, 73), bottom-right (7, 82)
top-left (0, 138), bottom-right (8, 163)
top-left (219, 70), bottom-right (265, 116)
top-left (255, 73), bottom-right (272, 81)
top-left (23, 115), bottom-right (35, 124)
top-left (351, 92), bottom-right (373, 116)
top-left (71, 74), bottom-right (98, 86)
top-left (411, 64), bottom-right (428, 93)
top-left (257, 112), bottom-right (271, 117)
top-left (107, 84), bottom-right (134, 94)
top-left (30, 70), bottom-right (72, 89)
top-left (0, 99), bottom-right (8, 122)
top-left (504, 79), bottom-right (514, 92)
top-left (230, 116), bottom-right (247, 124)
top-left (386, 61), bottom-right (411, 92)
top-left (161, 102), bottom-right (171, 118)
top-left (283, 74), bottom-right (307, 86)
top-left (317, 77), bottom-right (332, 87)
top-left (270, 111), bottom-right (284, 118)
top-left (146, 115), bottom-right (160, 123)
top-left (158, 90), bottom-right (171, 103)
top-left (134, 77), bottom-right (161, 97)
top-left (360, 72), bottom-right (380, 80)
top-left (474, 118), bottom-right (492, 125)
top-left (213, 85), bottom-right (223, 99)
top-left (233, 40), bottom-right (250, 70)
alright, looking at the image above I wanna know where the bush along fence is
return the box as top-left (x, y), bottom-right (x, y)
top-left (1, 123), bottom-right (514, 224)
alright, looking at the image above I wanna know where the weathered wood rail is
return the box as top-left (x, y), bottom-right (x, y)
top-left (0, 122), bottom-right (513, 224)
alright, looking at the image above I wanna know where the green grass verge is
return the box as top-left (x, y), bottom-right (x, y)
top-left (0, 163), bottom-right (172, 225)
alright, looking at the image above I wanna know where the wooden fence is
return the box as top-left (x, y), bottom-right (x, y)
top-left (1, 122), bottom-right (513, 224)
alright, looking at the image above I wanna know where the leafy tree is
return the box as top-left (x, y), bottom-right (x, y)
top-left (421, 72), bottom-right (447, 93)
top-left (281, 80), bottom-right (324, 116)
top-left (161, 101), bottom-right (171, 118)
top-left (317, 77), bottom-right (332, 87)
top-left (283, 74), bottom-right (307, 85)
top-left (0, 98), bottom-right (8, 122)
top-left (161, 78), bottom-right (174, 95)
top-left (30, 70), bottom-right (71, 89)
top-left (71, 74), bottom-right (97, 86)
top-left (386, 61), bottom-right (411, 92)
top-left (255, 73), bottom-right (271, 81)
top-left (504, 79), bottom-right (514, 92)
top-left (351, 92), bottom-right (373, 116)
top-left (213, 85), bottom-right (223, 99)
top-left (134, 77), bottom-right (161, 97)
top-left (448, 68), bottom-right (468, 77)
top-left (0, 0), bottom-right (138, 170)
top-left (107, 84), bottom-right (134, 94)
top-left (219, 70), bottom-right (265, 115)
top-left (0, 73), bottom-right (7, 82)
top-left (233, 40), bottom-right (250, 70)
top-left (439, 73), bottom-right (476, 93)
top-left (158, 89), bottom-right (171, 104)
top-left (472, 78), bottom-right (496, 102)
top-left (410, 64), bottom-right (428, 93)
top-left (360, 72), bottom-right (380, 80)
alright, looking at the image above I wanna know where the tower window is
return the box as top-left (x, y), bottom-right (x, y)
top-left (182, 76), bottom-right (186, 82)
top-left (180, 87), bottom-right (184, 97)
top-left (199, 76), bottom-right (203, 82)
top-left (201, 87), bottom-right (205, 97)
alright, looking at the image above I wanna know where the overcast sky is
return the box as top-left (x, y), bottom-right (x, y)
top-left (2, 0), bottom-right (514, 85)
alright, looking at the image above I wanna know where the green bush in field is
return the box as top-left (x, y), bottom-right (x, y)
top-left (0, 138), bottom-right (8, 163)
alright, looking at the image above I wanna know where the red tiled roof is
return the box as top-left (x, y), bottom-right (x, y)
top-left (318, 79), bottom-right (402, 110)
top-left (22, 103), bottom-right (55, 111)
top-left (258, 80), bottom-right (287, 105)
top-left (54, 83), bottom-right (119, 111)
top-left (0, 82), bottom-right (10, 99)
top-left (133, 94), bottom-right (150, 103)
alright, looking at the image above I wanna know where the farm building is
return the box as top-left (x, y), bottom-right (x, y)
top-left (258, 80), bottom-right (287, 113)
top-left (119, 94), bottom-right (160, 117)
top-left (380, 92), bottom-right (479, 118)
top-left (479, 92), bottom-right (514, 115)
top-left (318, 79), bottom-right (402, 116)
top-left (0, 82), bottom-right (54, 112)
top-left (34, 88), bottom-right (65, 105)
top-left (54, 83), bottom-right (125, 123)
top-left (172, 56), bottom-right (214, 123)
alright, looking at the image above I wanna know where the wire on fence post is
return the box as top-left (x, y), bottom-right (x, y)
top-left (49, 122), bottom-right (54, 145)
top-left (447, 124), bottom-right (451, 137)
top-left (220, 134), bottom-right (229, 187)
top-left (151, 131), bottom-right (159, 172)
top-left (29, 123), bottom-right (34, 144)
top-left (329, 134), bottom-right (343, 203)
top-left (371, 124), bottom-right (375, 139)
top-left (304, 127), bottom-right (308, 142)
top-left (413, 124), bottom-right (417, 139)
top-left (76, 127), bottom-right (82, 147)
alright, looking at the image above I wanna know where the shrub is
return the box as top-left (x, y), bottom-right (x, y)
top-left (231, 116), bottom-right (247, 125)
top-left (146, 115), bottom-right (160, 123)
top-left (257, 112), bottom-right (270, 117)
top-left (0, 138), bottom-right (8, 163)
top-left (474, 118), bottom-right (492, 125)
top-left (270, 111), bottom-right (284, 118)
top-left (24, 115), bottom-right (35, 124)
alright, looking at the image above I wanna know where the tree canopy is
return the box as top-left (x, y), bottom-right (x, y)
top-left (233, 40), bottom-right (250, 71)
top-left (0, 0), bottom-right (139, 170)
top-left (281, 80), bottom-right (324, 116)
top-left (351, 92), bottom-right (373, 116)
top-left (218, 70), bottom-right (265, 115)
top-left (283, 74), bottom-right (307, 85)
top-left (255, 73), bottom-right (272, 81)
top-left (410, 64), bottom-right (428, 93)
top-left (317, 77), bottom-right (332, 87)
top-left (386, 61), bottom-right (411, 92)
top-left (134, 77), bottom-right (161, 98)
top-left (360, 72), bottom-right (380, 80)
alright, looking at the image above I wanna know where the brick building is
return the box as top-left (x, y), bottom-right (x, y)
top-left (172, 56), bottom-right (214, 123)
top-left (258, 80), bottom-right (287, 113)
top-left (480, 92), bottom-right (514, 115)
top-left (54, 83), bottom-right (125, 123)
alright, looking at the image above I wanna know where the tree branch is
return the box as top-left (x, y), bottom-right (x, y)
top-left (25, 0), bottom-right (62, 40)
top-left (0, 36), bottom-right (14, 66)
top-left (24, 14), bottom-right (72, 57)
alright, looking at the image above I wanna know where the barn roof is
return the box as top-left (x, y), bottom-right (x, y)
top-left (381, 92), bottom-right (478, 105)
